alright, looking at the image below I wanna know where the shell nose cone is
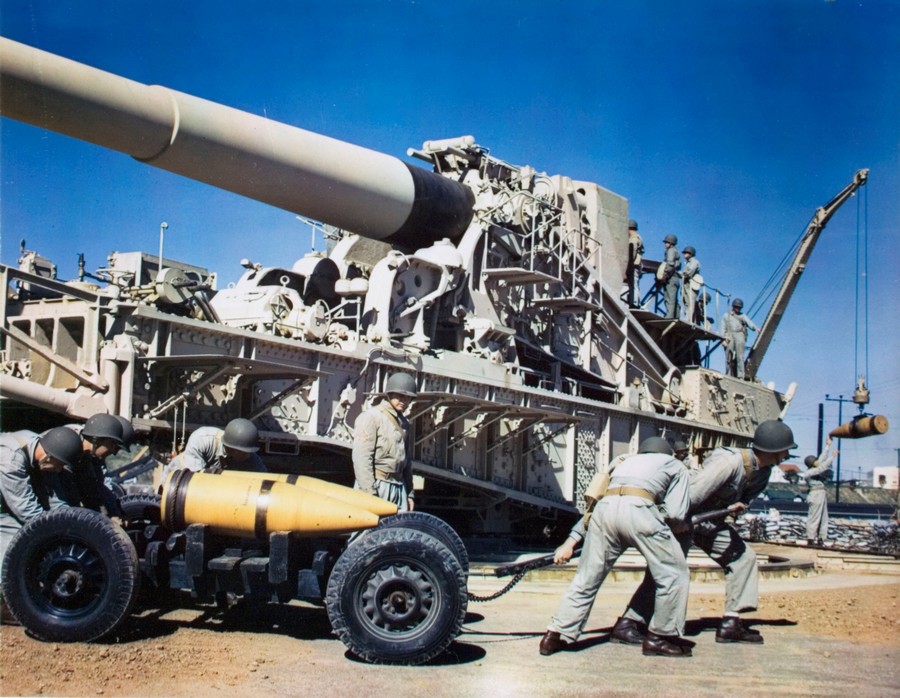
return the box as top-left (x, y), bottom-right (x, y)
top-left (267, 487), bottom-right (382, 535)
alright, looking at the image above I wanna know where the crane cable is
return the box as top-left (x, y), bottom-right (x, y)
top-left (854, 184), bottom-right (869, 383)
top-left (746, 220), bottom-right (808, 319)
top-left (747, 181), bottom-right (870, 343)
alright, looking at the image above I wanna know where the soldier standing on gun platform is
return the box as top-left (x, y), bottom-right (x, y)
top-left (610, 420), bottom-right (797, 646)
top-left (353, 372), bottom-right (417, 512)
top-left (626, 220), bottom-right (644, 307)
top-left (660, 234), bottom-right (681, 319)
top-left (722, 298), bottom-right (759, 379)
top-left (681, 246), bottom-right (702, 324)
top-left (539, 437), bottom-right (692, 658)
top-left (801, 437), bottom-right (837, 546)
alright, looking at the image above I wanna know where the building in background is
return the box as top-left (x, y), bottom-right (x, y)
top-left (872, 466), bottom-right (899, 490)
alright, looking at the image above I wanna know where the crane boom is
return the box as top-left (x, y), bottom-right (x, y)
top-left (745, 168), bottom-right (868, 380)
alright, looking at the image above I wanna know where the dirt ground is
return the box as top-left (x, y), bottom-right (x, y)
top-left (1, 552), bottom-right (898, 697)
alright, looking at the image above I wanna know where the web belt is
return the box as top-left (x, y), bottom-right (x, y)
top-left (604, 486), bottom-right (656, 502)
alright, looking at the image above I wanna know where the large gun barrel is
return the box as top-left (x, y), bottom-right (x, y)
top-left (0, 37), bottom-right (473, 247)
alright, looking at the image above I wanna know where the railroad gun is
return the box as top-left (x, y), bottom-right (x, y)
top-left (1, 37), bottom-right (795, 538)
top-left (1, 473), bottom-right (470, 665)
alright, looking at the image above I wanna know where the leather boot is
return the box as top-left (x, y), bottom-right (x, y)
top-left (539, 630), bottom-right (568, 656)
top-left (716, 616), bottom-right (764, 643)
top-left (610, 617), bottom-right (645, 645)
top-left (642, 631), bottom-right (692, 657)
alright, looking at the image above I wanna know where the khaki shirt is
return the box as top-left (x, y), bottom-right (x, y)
top-left (663, 245), bottom-right (681, 280)
top-left (801, 445), bottom-right (836, 491)
top-left (721, 311), bottom-right (759, 339)
top-left (0, 431), bottom-right (54, 524)
top-left (567, 452), bottom-right (689, 544)
top-left (690, 447), bottom-right (770, 513)
top-left (165, 427), bottom-right (267, 475)
top-left (682, 256), bottom-right (701, 283)
top-left (629, 231), bottom-right (644, 266)
top-left (352, 401), bottom-right (412, 497)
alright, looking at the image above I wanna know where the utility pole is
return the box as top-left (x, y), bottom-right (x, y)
top-left (825, 394), bottom-right (854, 504)
top-left (817, 403), bottom-right (824, 455)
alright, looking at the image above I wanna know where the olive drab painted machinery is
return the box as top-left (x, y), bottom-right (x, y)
top-left (1, 37), bottom-right (813, 537)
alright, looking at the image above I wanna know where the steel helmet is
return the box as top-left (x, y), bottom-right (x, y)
top-left (82, 413), bottom-right (125, 445)
top-left (638, 436), bottom-right (674, 456)
top-left (663, 234), bottom-right (678, 245)
top-left (682, 246), bottom-right (695, 256)
top-left (113, 415), bottom-right (136, 446)
top-left (385, 372), bottom-right (417, 397)
top-left (804, 455), bottom-right (818, 468)
top-left (751, 420), bottom-right (798, 453)
top-left (628, 219), bottom-right (638, 230)
top-left (673, 440), bottom-right (688, 453)
top-left (732, 298), bottom-right (744, 309)
top-left (222, 418), bottom-right (260, 453)
top-left (39, 427), bottom-right (84, 467)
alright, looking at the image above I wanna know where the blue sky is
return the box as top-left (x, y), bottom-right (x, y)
top-left (2, 1), bottom-right (898, 478)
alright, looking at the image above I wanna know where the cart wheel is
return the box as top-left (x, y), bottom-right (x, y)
top-left (374, 511), bottom-right (469, 575)
top-left (326, 527), bottom-right (466, 664)
top-left (1, 507), bottom-right (140, 642)
top-left (118, 493), bottom-right (162, 525)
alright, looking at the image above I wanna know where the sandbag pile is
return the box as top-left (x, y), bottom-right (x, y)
top-left (736, 511), bottom-right (900, 556)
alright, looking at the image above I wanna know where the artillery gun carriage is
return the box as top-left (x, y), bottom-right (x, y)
top-left (1, 37), bottom-right (806, 541)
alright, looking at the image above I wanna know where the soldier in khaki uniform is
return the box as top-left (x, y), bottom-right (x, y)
top-left (352, 372), bottom-right (417, 511)
top-left (722, 298), bottom-right (759, 379)
top-left (680, 246), bottom-right (702, 324)
top-left (1, 428), bottom-right (83, 564)
top-left (53, 414), bottom-right (128, 518)
top-left (164, 418), bottom-right (267, 476)
top-left (614, 420), bottom-right (797, 646)
top-left (660, 234), bottom-right (681, 319)
top-left (540, 437), bottom-right (692, 658)
top-left (801, 437), bottom-right (837, 545)
top-left (626, 219), bottom-right (644, 307)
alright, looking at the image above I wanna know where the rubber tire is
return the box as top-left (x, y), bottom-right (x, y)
top-left (118, 493), bottom-right (162, 525)
top-left (117, 493), bottom-right (167, 564)
top-left (374, 511), bottom-right (469, 575)
top-left (326, 527), bottom-right (467, 665)
top-left (1, 507), bottom-right (140, 642)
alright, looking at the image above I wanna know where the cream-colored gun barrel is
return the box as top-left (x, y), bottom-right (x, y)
top-left (0, 37), bottom-right (473, 248)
